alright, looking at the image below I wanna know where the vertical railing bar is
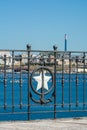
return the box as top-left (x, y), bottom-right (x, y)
top-left (53, 45), bottom-right (57, 119)
top-left (62, 55), bottom-right (64, 108)
top-left (20, 55), bottom-right (22, 109)
top-left (69, 52), bottom-right (72, 111)
top-left (41, 68), bottom-right (44, 104)
top-left (76, 56), bottom-right (78, 107)
top-left (27, 45), bottom-right (31, 120)
top-left (83, 52), bottom-right (86, 109)
top-left (4, 55), bottom-right (7, 110)
top-left (12, 51), bottom-right (14, 112)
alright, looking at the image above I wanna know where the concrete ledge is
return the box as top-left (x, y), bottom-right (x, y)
top-left (0, 118), bottom-right (87, 130)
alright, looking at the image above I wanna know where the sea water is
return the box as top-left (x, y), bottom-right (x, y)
top-left (0, 73), bottom-right (87, 121)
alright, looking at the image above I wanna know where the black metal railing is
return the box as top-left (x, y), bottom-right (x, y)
top-left (0, 45), bottom-right (87, 121)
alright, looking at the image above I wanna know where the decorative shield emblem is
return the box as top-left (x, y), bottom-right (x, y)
top-left (30, 66), bottom-right (54, 104)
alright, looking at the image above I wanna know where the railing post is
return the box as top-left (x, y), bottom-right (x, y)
top-left (12, 51), bottom-right (14, 112)
top-left (53, 45), bottom-right (57, 119)
top-left (19, 55), bottom-right (22, 109)
top-left (76, 56), bottom-right (78, 107)
top-left (61, 55), bottom-right (64, 108)
top-left (83, 52), bottom-right (86, 109)
top-left (27, 44), bottom-right (31, 120)
top-left (4, 55), bottom-right (7, 110)
top-left (69, 52), bottom-right (72, 111)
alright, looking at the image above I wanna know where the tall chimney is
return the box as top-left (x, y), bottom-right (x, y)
top-left (65, 34), bottom-right (67, 51)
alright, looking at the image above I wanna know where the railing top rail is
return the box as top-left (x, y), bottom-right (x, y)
top-left (0, 49), bottom-right (87, 53)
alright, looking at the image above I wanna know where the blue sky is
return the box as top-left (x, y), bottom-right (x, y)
top-left (0, 0), bottom-right (87, 51)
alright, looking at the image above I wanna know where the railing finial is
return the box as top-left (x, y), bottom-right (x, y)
top-left (53, 45), bottom-right (58, 51)
top-left (26, 44), bottom-right (31, 50)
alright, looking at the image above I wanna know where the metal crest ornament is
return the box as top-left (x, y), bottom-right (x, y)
top-left (30, 66), bottom-right (54, 104)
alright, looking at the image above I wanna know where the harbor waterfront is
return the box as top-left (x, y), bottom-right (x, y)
top-left (0, 0), bottom-right (87, 129)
